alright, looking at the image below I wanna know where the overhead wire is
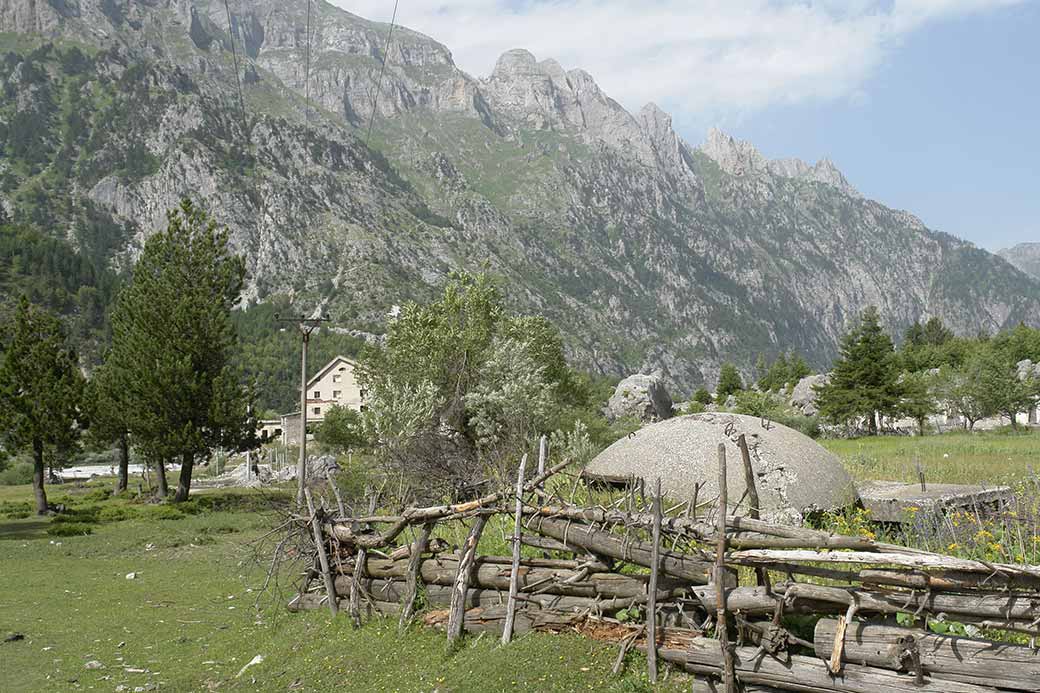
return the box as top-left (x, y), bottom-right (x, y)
top-left (223, 0), bottom-right (249, 138)
top-left (365, 0), bottom-right (401, 146)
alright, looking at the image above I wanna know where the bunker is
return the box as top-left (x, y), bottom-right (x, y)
top-left (584, 413), bottom-right (859, 525)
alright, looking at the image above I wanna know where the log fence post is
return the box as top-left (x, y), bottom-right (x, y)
top-left (715, 443), bottom-right (737, 692)
top-left (502, 454), bottom-right (528, 645)
top-left (447, 514), bottom-right (490, 644)
top-left (647, 477), bottom-right (662, 683)
top-left (398, 521), bottom-right (434, 630)
top-left (304, 487), bottom-right (338, 617)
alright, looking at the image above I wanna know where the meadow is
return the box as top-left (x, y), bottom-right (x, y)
top-left (0, 483), bottom-right (681, 693)
top-left (2, 428), bottom-right (1039, 691)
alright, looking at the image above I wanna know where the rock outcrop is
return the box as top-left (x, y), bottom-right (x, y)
top-left (789, 374), bottom-right (830, 417)
top-left (1, 0), bottom-right (1040, 391)
top-left (605, 373), bottom-right (674, 423)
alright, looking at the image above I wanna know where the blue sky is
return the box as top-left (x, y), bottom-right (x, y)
top-left (721, 3), bottom-right (1039, 251)
top-left (340, 1), bottom-right (1038, 250)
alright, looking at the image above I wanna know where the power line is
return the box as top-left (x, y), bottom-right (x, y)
top-left (223, 0), bottom-right (248, 136)
top-left (304, 0), bottom-right (313, 118)
top-left (366, 0), bottom-right (400, 145)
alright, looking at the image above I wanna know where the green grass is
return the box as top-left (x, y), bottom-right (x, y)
top-left (821, 428), bottom-right (1040, 485)
top-left (0, 481), bottom-right (685, 692)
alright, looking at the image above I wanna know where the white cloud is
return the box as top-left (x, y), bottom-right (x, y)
top-left (331, 0), bottom-right (1024, 127)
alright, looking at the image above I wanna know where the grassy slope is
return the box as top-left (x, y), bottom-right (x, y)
top-left (0, 483), bottom-right (681, 693)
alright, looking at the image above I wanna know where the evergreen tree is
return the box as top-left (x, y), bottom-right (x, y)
top-left (716, 363), bottom-right (743, 400)
top-left (692, 388), bottom-right (713, 405)
top-left (0, 298), bottom-right (84, 513)
top-left (107, 199), bottom-right (255, 502)
top-left (83, 360), bottom-right (131, 493)
top-left (815, 306), bottom-right (901, 434)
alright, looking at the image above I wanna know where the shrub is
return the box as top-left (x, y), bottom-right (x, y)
top-left (681, 400), bottom-right (706, 415)
top-left (46, 522), bottom-right (93, 536)
top-left (0, 462), bottom-right (34, 485)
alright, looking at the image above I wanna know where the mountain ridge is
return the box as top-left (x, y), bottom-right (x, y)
top-left (1, 0), bottom-right (1038, 391)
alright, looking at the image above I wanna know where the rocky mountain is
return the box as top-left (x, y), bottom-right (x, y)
top-left (2, 0), bottom-right (1039, 391)
top-left (998, 243), bottom-right (1040, 281)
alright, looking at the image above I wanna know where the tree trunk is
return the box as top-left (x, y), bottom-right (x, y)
top-left (155, 458), bottom-right (168, 498)
top-left (174, 451), bottom-right (193, 503)
top-left (116, 434), bottom-right (129, 494)
top-left (32, 438), bottom-right (47, 515)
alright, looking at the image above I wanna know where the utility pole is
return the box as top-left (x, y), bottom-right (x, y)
top-left (276, 313), bottom-right (330, 505)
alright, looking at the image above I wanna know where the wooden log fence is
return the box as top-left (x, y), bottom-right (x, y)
top-left (286, 451), bottom-right (1040, 692)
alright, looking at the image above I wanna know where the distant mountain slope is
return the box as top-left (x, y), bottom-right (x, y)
top-left (2, 0), bottom-right (1039, 391)
top-left (998, 243), bottom-right (1040, 281)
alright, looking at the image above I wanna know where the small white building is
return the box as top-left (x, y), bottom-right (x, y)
top-left (264, 355), bottom-right (364, 445)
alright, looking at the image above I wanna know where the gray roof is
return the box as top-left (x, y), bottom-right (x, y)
top-left (585, 413), bottom-right (858, 524)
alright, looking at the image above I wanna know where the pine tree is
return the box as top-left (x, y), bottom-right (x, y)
top-left (815, 306), bottom-right (901, 434)
top-left (0, 298), bottom-right (84, 513)
top-left (108, 199), bottom-right (255, 502)
top-left (83, 360), bottom-right (131, 494)
top-left (716, 363), bottom-right (743, 400)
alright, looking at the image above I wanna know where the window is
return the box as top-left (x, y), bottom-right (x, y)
top-left (333, 390), bottom-right (341, 399)
top-left (313, 390), bottom-right (321, 399)
top-left (313, 407), bottom-right (321, 416)
top-left (332, 375), bottom-right (341, 383)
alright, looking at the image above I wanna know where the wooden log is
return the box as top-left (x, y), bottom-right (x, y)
top-left (398, 522), bottom-right (433, 629)
top-left (349, 547), bottom-right (365, 628)
top-left (526, 516), bottom-right (724, 585)
top-left (861, 568), bottom-right (1040, 592)
top-left (659, 640), bottom-right (999, 693)
top-left (814, 619), bottom-right (1040, 692)
top-left (520, 534), bottom-right (579, 554)
top-left (335, 559), bottom-right (683, 600)
top-left (447, 514), bottom-right (488, 643)
top-left (424, 604), bottom-right (585, 637)
top-left (738, 433), bottom-right (770, 590)
top-left (303, 488), bottom-right (338, 618)
top-left (714, 443), bottom-right (737, 693)
top-left (729, 548), bottom-right (1040, 578)
top-left (502, 455), bottom-right (527, 645)
top-left (647, 478), bottom-right (662, 683)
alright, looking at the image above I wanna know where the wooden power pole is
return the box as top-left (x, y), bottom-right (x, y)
top-left (276, 313), bottom-right (329, 505)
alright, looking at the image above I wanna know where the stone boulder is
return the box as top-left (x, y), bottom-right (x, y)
top-left (789, 374), bottom-right (829, 417)
top-left (605, 373), bottom-right (674, 423)
top-left (585, 413), bottom-right (858, 525)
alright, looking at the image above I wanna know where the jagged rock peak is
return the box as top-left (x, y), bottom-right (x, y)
top-left (701, 127), bottom-right (769, 176)
top-left (700, 127), bottom-right (860, 197)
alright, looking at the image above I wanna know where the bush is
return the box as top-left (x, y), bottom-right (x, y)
top-left (681, 400), bottom-right (706, 415)
top-left (146, 505), bottom-right (186, 521)
top-left (46, 522), bottom-right (93, 536)
top-left (96, 505), bottom-right (135, 522)
top-left (0, 462), bottom-right (34, 485)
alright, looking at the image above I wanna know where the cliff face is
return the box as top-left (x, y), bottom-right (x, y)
top-left (998, 244), bottom-right (1040, 281)
top-left (2, 0), bottom-right (1039, 389)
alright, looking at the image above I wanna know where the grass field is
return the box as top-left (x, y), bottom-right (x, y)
top-left (0, 482), bottom-right (681, 693)
top-left (821, 428), bottom-right (1040, 485)
top-left (3, 429), bottom-right (1038, 691)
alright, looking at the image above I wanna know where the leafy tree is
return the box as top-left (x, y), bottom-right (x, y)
top-left (83, 360), bottom-right (131, 493)
top-left (968, 343), bottom-right (1038, 430)
top-left (692, 388), bottom-right (713, 405)
top-left (716, 363), bottom-right (743, 400)
top-left (0, 298), bottom-right (84, 513)
top-left (815, 306), bottom-right (901, 434)
top-left (107, 199), bottom-right (255, 502)
top-left (314, 404), bottom-right (366, 453)
top-left (898, 371), bottom-right (939, 436)
top-left (358, 272), bottom-right (571, 497)
top-left (934, 364), bottom-right (992, 432)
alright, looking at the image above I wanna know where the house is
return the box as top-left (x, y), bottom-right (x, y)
top-left (267, 355), bottom-right (364, 445)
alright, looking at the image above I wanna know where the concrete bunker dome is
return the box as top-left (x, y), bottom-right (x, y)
top-left (585, 413), bottom-right (858, 524)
